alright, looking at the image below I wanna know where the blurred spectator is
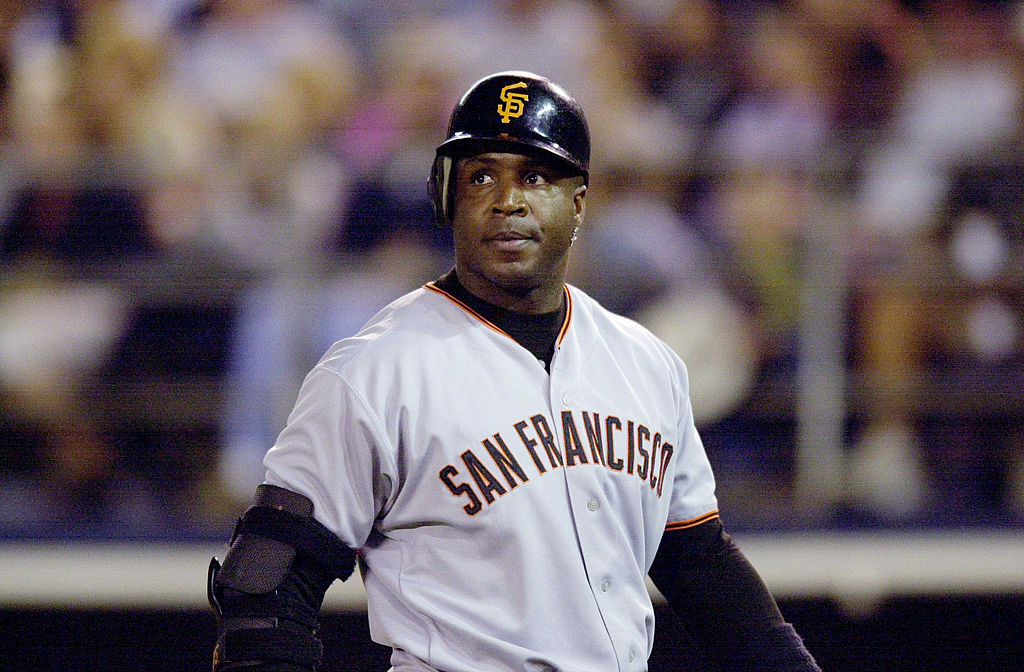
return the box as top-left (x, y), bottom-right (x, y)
top-left (632, 1), bottom-right (839, 522)
top-left (902, 164), bottom-right (1024, 523)
top-left (683, 164), bottom-right (830, 524)
top-left (848, 0), bottom-right (1024, 523)
top-left (166, 0), bottom-right (360, 271)
top-left (3, 0), bottom-right (80, 171)
top-left (705, 4), bottom-right (831, 169)
top-left (330, 13), bottom-right (463, 255)
top-left (0, 2), bottom-right (22, 144)
top-left (569, 166), bottom-right (759, 429)
top-left (217, 231), bottom-right (449, 504)
top-left (309, 0), bottom-right (481, 64)
top-left (801, 0), bottom-right (925, 152)
top-left (0, 419), bottom-right (167, 538)
top-left (629, 0), bottom-right (738, 155)
top-left (0, 0), bottom-right (231, 536)
top-left (0, 1), bottom-right (164, 537)
top-left (0, 265), bottom-right (153, 537)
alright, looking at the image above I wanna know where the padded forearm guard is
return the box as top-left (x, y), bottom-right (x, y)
top-left (208, 485), bottom-right (357, 671)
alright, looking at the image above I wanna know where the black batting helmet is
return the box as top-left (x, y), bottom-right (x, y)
top-left (428, 71), bottom-right (590, 225)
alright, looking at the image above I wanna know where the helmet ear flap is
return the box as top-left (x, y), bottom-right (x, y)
top-left (428, 154), bottom-right (453, 226)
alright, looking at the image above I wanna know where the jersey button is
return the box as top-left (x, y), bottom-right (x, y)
top-left (561, 394), bottom-right (571, 406)
top-left (600, 579), bottom-right (610, 592)
top-left (628, 649), bottom-right (637, 662)
top-left (587, 498), bottom-right (600, 511)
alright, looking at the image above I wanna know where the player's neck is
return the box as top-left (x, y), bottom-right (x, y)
top-left (436, 269), bottom-right (565, 370)
top-left (453, 268), bottom-right (564, 314)
top-left (437, 269), bottom-right (557, 314)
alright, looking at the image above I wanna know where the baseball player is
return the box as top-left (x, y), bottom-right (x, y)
top-left (208, 71), bottom-right (822, 672)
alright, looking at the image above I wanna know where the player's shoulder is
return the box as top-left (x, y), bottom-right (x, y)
top-left (568, 284), bottom-right (675, 352)
top-left (568, 285), bottom-right (691, 398)
top-left (314, 285), bottom-right (450, 373)
top-left (315, 286), bottom-right (432, 362)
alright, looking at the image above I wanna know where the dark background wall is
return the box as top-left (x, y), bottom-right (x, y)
top-left (3, 596), bottom-right (1023, 672)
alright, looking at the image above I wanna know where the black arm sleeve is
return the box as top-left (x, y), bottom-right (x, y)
top-left (648, 518), bottom-right (822, 671)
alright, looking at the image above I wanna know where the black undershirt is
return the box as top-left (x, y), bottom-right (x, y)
top-left (434, 269), bottom-right (564, 370)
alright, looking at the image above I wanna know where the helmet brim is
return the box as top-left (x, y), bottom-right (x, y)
top-left (436, 135), bottom-right (588, 181)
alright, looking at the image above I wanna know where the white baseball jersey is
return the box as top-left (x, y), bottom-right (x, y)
top-left (263, 280), bottom-right (719, 672)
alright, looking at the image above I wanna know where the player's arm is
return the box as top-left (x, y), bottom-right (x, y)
top-left (208, 484), bottom-right (358, 671)
top-left (648, 517), bottom-right (822, 671)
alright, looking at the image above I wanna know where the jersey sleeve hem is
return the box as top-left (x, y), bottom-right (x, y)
top-left (665, 510), bottom-right (719, 531)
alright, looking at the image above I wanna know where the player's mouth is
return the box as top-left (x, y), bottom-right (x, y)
top-left (487, 230), bottom-right (536, 251)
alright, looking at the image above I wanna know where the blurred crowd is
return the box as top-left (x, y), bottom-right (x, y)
top-left (1, 0), bottom-right (1024, 539)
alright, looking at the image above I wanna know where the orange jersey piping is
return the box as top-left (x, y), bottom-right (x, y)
top-left (424, 282), bottom-right (512, 340)
top-left (556, 286), bottom-right (573, 346)
top-left (665, 510), bottom-right (719, 531)
top-left (424, 282), bottom-right (573, 347)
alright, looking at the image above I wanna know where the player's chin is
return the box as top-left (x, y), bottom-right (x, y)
top-left (484, 259), bottom-right (544, 291)
top-left (482, 248), bottom-right (533, 272)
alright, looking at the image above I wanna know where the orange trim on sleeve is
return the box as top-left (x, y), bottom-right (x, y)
top-left (665, 510), bottom-right (719, 531)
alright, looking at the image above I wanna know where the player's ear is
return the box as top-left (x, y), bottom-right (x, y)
top-left (573, 182), bottom-right (586, 223)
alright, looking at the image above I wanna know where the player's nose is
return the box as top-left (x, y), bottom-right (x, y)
top-left (492, 179), bottom-right (528, 216)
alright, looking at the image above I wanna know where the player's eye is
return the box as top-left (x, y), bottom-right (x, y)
top-left (524, 171), bottom-right (548, 185)
top-left (469, 171), bottom-right (492, 185)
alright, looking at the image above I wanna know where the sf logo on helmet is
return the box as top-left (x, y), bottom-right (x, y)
top-left (497, 82), bottom-right (529, 123)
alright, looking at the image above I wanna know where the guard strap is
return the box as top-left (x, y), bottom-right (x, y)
top-left (217, 590), bottom-right (320, 631)
top-left (215, 626), bottom-right (323, 667)
top-left (231, 505), bottom-right (355, 581)
top-left (216, 484), bottom-right (356, 595)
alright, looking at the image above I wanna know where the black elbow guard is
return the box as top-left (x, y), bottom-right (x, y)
top-left (208, 484), bottom-right (357, 671)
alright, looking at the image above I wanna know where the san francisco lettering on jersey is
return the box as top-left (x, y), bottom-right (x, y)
top-left (438, 409), bottom-right (675, 515)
